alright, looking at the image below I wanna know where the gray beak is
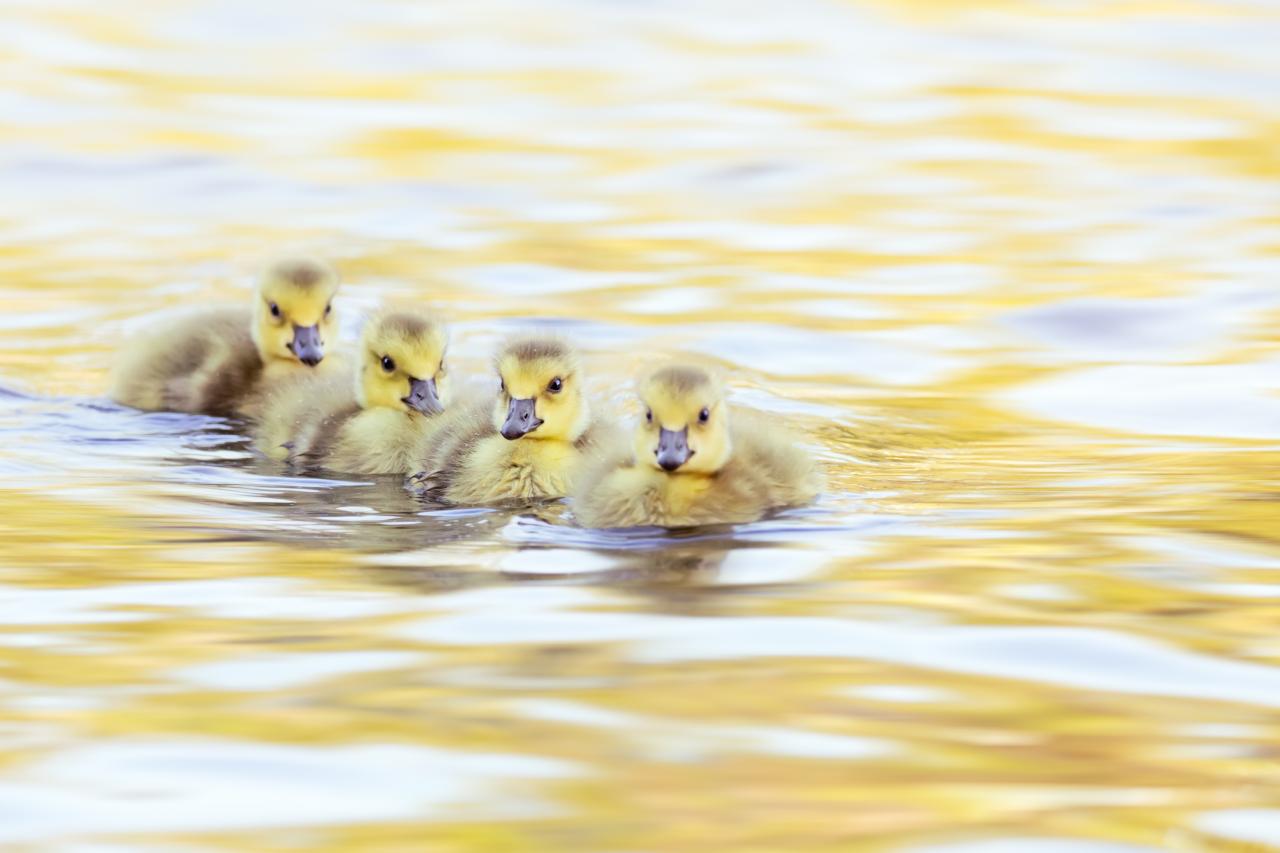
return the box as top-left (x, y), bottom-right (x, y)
top-left (656, 427), bottom-right (692, 472)
top-left (500, 397), bottom-right (543, 440)
top-left (289, 323), bottom-right (324, 366)
top-left (403, 377), bottom-right (442, 415)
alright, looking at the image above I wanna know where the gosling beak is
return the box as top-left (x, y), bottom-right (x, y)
top-left (289, 324), bottom-right (324, 366)
top-left (501, 397), bottom-right (543, 440)
top-left (403, 377), bottom-right (443, 415)
top-left (656, 427), bottom-right (692, 472)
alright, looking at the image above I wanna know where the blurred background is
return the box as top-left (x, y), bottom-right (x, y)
top-left (1, 0), bottom-right (1279, 850)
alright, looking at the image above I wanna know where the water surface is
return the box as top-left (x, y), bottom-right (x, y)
top-left (1, 0), bottom-right (1279, 850)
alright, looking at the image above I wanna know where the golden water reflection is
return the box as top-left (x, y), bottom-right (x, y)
top-left (1, 0), bottom-right (1279, 850)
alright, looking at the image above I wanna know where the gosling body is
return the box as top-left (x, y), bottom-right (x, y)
top-left (573, 366), bottom-right (820, 528)
top-left (110, 258), bottom-right (340, 418)
top-left (258, 307), bottom-right (450, 475)
top-left (412, 336), bottom-right (613, 505)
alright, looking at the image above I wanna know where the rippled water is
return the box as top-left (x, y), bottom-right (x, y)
top-left (2, 1), bottom-right (1279, 850)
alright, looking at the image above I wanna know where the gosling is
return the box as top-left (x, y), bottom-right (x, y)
top-left (573, 365), bottom-right (821, 528)
top-left (257, 306), bottom-right (450, 475)
top-left (411, 335), bottom-right (613, 505)
top-left (109, 257), bottom-right (340, 417)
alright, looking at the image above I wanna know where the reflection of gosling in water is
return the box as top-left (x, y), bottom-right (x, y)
top-left (257, 307), bottom-right (450, 475)
top-left (110, 257), bottom-right (340, 417)
top-left (573, 365), bottom-right (821, 528)
top-left (411, 336), bottom-right (614, 505)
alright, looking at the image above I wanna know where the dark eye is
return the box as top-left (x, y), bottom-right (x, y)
top-left (381, 355), bottom-right (395, 372)
top-left (269, 302), bottom-right (280, 318)
top-left (699, 407), bottom-right (710, 423)
top-left (548, 377), bottom-right (563, 393)
top-left (499, 379), bottom-right (505, 393)
top-left (324, 302), bottom-right (332, 316)
top-left (646, 409), bottom-right (653, 423)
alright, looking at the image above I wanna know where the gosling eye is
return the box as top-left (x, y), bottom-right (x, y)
top-left (645, 409), bottom-right (653, 424)
top-left (499, 379), bottom-right (506, 394)
top-left (699, 407), bottom-right (711, 424)
top-left (548, 377), bottom-right (563, 393)
top-left (324, 302), bottom-right (332, 317)
top-left (269, 301), bottom-right (281, 319)
top-left (381, 355), bottom-right (396, 372)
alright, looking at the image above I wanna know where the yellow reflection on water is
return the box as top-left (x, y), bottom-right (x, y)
top-left (1, 0), bottom-right (1278, 850)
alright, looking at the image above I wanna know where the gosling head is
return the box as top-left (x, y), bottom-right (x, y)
top-left (636, 365), bottom-right (731, 475)
top-left (358, 307), bottom-right (449, 416)
top-left (492, 336), bottom-right (589, 442)
top-left (251, 257), bottom-right (340, 367)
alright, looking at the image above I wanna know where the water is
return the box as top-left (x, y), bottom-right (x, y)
top-left (1, 0), bottom-right (1279, 850)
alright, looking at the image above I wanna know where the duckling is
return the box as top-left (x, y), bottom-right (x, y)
top-left (257, 306), bottom-right (450, 475)
top-left (573, 365), bottom-right (821, 528)
top-left (109, 257), bottom-right (340, 417)
top-left (411, 335), bottom-right (614, 505)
